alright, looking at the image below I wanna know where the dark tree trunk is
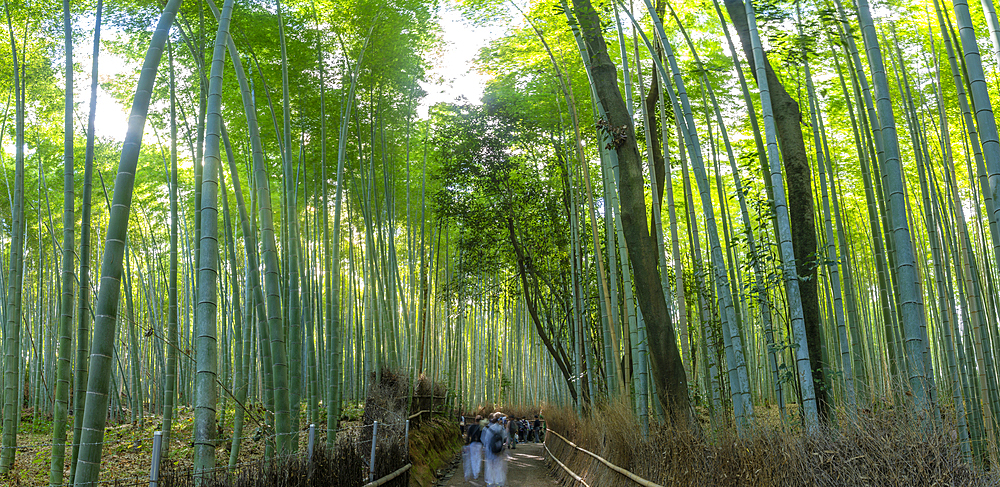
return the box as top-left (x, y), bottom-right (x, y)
top-left (723, 0), bottom-right (828, 420)
top-left (571, 0), bottom-right (693, 429)
top-left (507, 218), bottom-right (579, 404)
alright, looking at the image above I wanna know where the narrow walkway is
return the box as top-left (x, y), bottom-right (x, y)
top-left (438, 441), bottom-right (559, 486)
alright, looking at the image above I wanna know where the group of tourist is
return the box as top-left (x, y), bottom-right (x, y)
top-left (460, 412), bottom-right (544, 486)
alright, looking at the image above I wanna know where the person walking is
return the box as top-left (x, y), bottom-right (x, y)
top-left (531, 415), bottom-right (542, 443)
top-left (507, 416), bottom-right (518, 449)
top-left (481, 413), bottom-right (508, 487)
top-left (463, 415), bottom-right (484, 481)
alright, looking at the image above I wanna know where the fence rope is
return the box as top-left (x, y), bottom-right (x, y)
top-left (543, 438), bottom-right (590, 487)
top-left (547, 429), bottom-right (663, 487)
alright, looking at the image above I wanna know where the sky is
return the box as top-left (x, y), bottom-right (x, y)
top-left (0, 2), bottom-right (499, 159)
top-left (420, 2), bottom-right (497, 117)
top-left (91, 45), bottom-right (134, 141)
top-left (81, 1), bottom-right (498, 142)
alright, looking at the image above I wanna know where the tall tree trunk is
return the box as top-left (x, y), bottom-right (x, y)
top-left (722, 0), bottom-right (828, 419)
top-left (73, 2), bottom-right (182, 485)
top-left (193, 0), bottom-right (233, 474)
top-left (854, 0), bottom-right (930, 418)
top-left (739, 0), bottom-right (821, 431)
top-left (568, 0), bottom-right (692, 429)
top-left (507, 218), bottom-right (578, 404)
top-left (161, 37), bottom-right (179, 457)
top-left (50, 0), bottom-right (75, 482)
top-left (276, 0), bottom-right (302, 448)
top-left (0, 0), bottom-right (26, 472)
top-left (70, 3), bottom-right (102, 479)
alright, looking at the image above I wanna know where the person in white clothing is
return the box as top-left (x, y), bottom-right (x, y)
top-left (481, 412), bottom-right (508, 487)
top-left (463, 415), bottom-right (484, 481)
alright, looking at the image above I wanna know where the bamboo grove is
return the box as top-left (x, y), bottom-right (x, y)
top-left (4, 0), bottom-right (1000, 483)
top-left (465, 0), bottom-right (1000, 468)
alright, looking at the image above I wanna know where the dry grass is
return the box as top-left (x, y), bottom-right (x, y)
top-left (543, 399), bottom-right (997, 486)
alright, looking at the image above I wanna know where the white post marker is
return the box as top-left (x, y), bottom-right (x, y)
top-left (307, 423), bottom-right (316, 462)
top-left (149, 431), bottom-right (163, 487)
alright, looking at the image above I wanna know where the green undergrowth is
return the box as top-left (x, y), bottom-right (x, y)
top-left (408, 416), bottom-right (462, 487)
top-left (4, 408), bottom-right (185, 486)
top-left (2, 403), bottom-right (351, 487)
top-left (1, 385), bottom-right (418, 487)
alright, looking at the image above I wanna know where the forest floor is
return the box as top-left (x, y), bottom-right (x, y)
top-left (6, 406), bottom-right (267, 487)
top-left (435, 442), bottom-right (558, 487)
top-left (4, 403), bottom-right (368, 487)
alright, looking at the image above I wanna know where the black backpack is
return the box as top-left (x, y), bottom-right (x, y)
top-left (488, 425), bottom-right (504, 454)
top-left (467, 424), bottom-right (481, 444)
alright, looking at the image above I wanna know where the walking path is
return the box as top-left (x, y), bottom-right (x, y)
top-left (437, 441), bottom-right (559, 486)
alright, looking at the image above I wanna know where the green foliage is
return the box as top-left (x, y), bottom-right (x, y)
top-left (432, 99), bottom-right (571, 302)
top-left (340, 401), bottom-right (364, 421)
top-left (7, 0), bottom-right (1000, 476)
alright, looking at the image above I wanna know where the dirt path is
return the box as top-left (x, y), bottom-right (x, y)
top-left (436, 441), bottom-right (559, 487)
